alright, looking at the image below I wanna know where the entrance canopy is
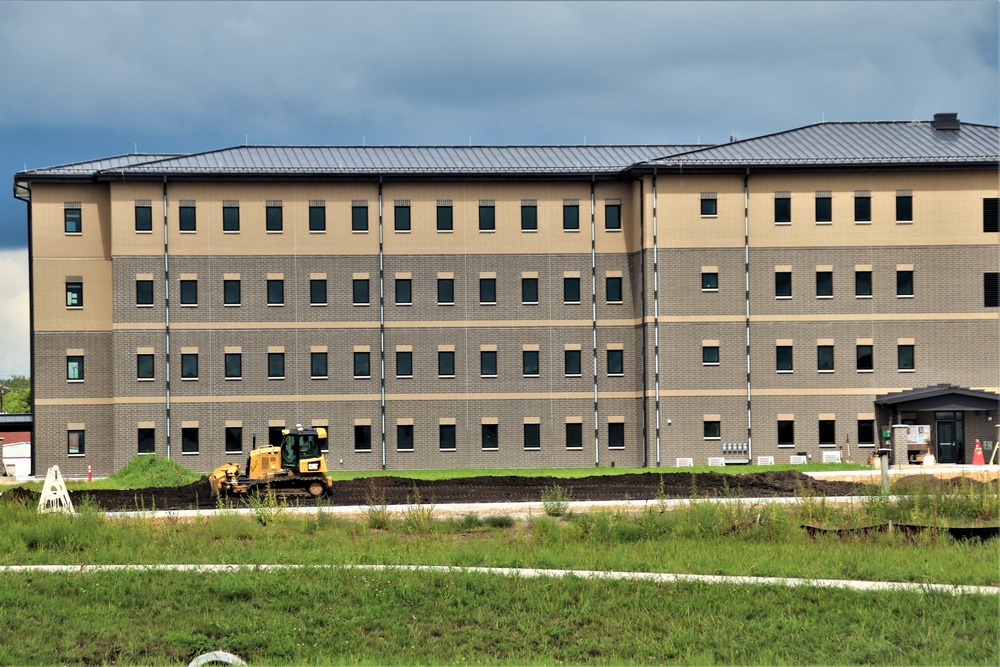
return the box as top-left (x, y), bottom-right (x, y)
top-left (875, 384), bottom-right (1000, 412)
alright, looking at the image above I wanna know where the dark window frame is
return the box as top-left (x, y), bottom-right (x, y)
top-left (67, 429), bottom-right (85, 455)
top-left (308, 205), bottom-right (326, 232)
top-left (395, 278), bottom-right (412, 305)
top-left (817, 345), bottom-right (835, 372)
top-left (479, 278), bottom-right (497, 305)
top-left (480, 350), bottom-right (497, 377)
top-left (605, 203), bottom-right (622, 230)
top-left (354, 425), bottom-right (372, 452)
top-left (439, 424), bottom-right (457, 451)
top-left (180, 353), bottom-right (199, 379)
top-left (397, 424), bottom-right (414, 451)
top-left (135, 205), bottom-right (153, 232)
top-left (64, 208), bottom-right (82, 233)
top-left (181, 427), bottom-right (199, 454)
top-left (563, 204), bottom-right (580, 231)
top-left (897, 344), bottom-right (915, 371)
top-left (67, 355), bottom-right (84, 381)
top-left (267, 352), bottom-right (285, 379)
top-left (607, 349), bottom-right (624, 375)
top-left (704, 420), bottom-right (721, 439)
top-left (265, 205), bottom-right (283, 232)
top-left (222, 205), bottom-right (240, 232)
top-left (985, 198), bottom-right (999, 233)
top-left (479, 205), bottom-right (495, 231)
top-left (66, 281), bottom-right (83, 307)
top-left (777, 420), bottom-right (795, 446)
top-left (135, 279), bottom-right (154, 306)
top-left (353, 351), bottom-right (371, 378)
top-left (700, 198), bottom-right (717, 216)
top-left (436, 205), bottom-right (453, 232)
top-left (608, 422), bottom-right (625, 448)
top-left (702, 272), bottom-right (719, 291)
top-left (521, 205), bottom-right (538, 231)
top-left (776, 345), bottom-right (794, 372)
top-left (819, 420), bottom-right (836, 445)
top-left (855, 270), bottom-right (873, 297)
top-left (223, 279), bottom-right (241, 306)
top-left (267, 279), bottom-right (284, 306)
top-left (774, 197), bottom-right (791, 223)
top-left (858, 420), bottom-right (876, 445)
top-left (438, 350), bottom-right (455, 377)
top-left (521, 277), bottom-right (538, 304)
top-left (984, 273), bottom-right (999, 307)
top-left (563, 277), bottom-right (581, 303)
top-left (352, 278), bottom-right (370, 306)
top-left (311, 351), bottom-right (328, 379)
top-left (815, 196), bottom-right (832, 223)
top-left (138, 427), bottom-right (156, 454)
top-left (180, 279), bottom-right (198, 306)
top-left (564, 349), bottom-right (582, 376)
top-left (224, 353), bottom-right (242, 379)
top-left (351, 205), bottom-right (368, 232)
top-left (895, 195), bottom-right (913, 222)
top-left (179, 205), bottom-right (197, 232)
top-left (310, 279), bottom-right (327, 306)
top-left (437, 278), bottom-right (454, 305)
top-left (523, 423), bottom-right (541, 450)
top-left (702, 345), bottom-right (720, 365)
top-left (394, 205), bottom-right (411, 232)
top-left (856, 344), bottom-right (874, 371)
top-left (225, 426), bottom-right (243, 454)
top-left (606, 276), bottom-right (623, 303)
top-left (854, 195), bottom-right (871, 223)
top-left (481, 423), bottom-right (499, 450)
top-left (565, 422), bottom-right (583, 449)
top-left (396, 350), bottom-right (413, 378)
top-left (522, 350), bottom-right (539, 377)
top-left (775, 271), bottom-right (792, 298)
top-left (816, 271), bottom-right (833, 297)
top-left (137, 353), bottom-right (155, 380)
top-left (896, 270), bottom-right (913, 297)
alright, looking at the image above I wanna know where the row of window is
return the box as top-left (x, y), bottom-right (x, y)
top-left (702, 342), bottom-right (916, 372)
top-left (704, 418), bottom-right (877, 446)
top-left (771, 269), bottom-right (910, 299)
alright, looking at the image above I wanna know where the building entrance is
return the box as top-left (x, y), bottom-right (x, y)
top-left (934, 412), bottom-right (964, 464)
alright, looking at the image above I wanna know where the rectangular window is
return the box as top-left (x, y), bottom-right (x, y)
top-left (704, 420), bottom-right (721, 439)
top-left (309, 205), bottom-right (326, 232)
top-left (311, 352), bottom-right (328, 378)
top-left (137, 353), bottom-right (155, 380)
top-left (985, 198), bottom-right (999, 233)
top-left (268, 352), bottom-right (285, 379)
top-left (138, 427), bottom-right (155, 454)
top-left (521, 277), bottom-right (538, 304)
top-left (606, 276), bottom-right (623, 303)
top-left (179, 205), bottom-right (197, 232)
top-left (521, 204), bottom-right (537, 231)
top-left (353, 279), bottom-right (370, 305)
top-left (395, 204), bottom-right (411, 232)
top-left (182, 427), bottom-right (199, 454)
top-left (222, 205), bottom-right (240, 232)
top-left (855, 270), bottom-right (872, 297)
top-left (436, 204), bottom-right (453, 231)
top-left (395, 278), bottom-right (412, 305)
top-left (225, 427), bottom-right (243, 454)
top-left (180, 279), bottom-right (198, 305)
top-left (438, 351), bottom-right (455, 377)
top-left (482, 424), bottom-right (499, 450)
top-left (896, 195), bottom-right (912, 222)
top-left (396, 351), bottom-right (413, 377)
top-left (775, 271), bottom-right (792, 298)
top-left (896, 270), bottom-right (913, 297)
top-left (225, 353), bottom-right (242, 379)
top-left (353, 351), bottom-right (370, 378)
top-left (819, 420), bottom-right (836, 445)
top-left (267, 279), bottom-right (284, 306)
top-left (268, 427), bottom-right (284, 447)
top-left (856, 345), bottom-right (873, 371)
top-left (898, 344), bottom-right (915, 371)
top-left (439, 424), bottom-right (456, 451)
top-left (354, 425), bottom-right (372, 452)
top-left (67, 429), bottom-right (85, 455)
top-left (817, 345), bottom-right (834, 372)
top-left (67, 356), bottom-right (84, 381)
top-left (564, 349), bottom-right (581, 376)
top-left (64, 208), bottom-right (82, 233)
top-left (266, 205), bottom-right (283, 232)
top-left (565, 422), bottom-right (583, 449)
top-left (66, 282), bottom-right (83, 307)
top-left (135, 205), bottom-right (153, 232)
top-left (522, 350), bottom-right (539, 377)
top-left (479, 204), bottom-right (495, 231)
top-left (563, 204), bottom-right (580, 230)
top-left (605, 203), bottom-right (621, 230)
top-left (608, 422), bottom-right (625, 448)
top-left (564, 277), bottom-right (581, 303)
top-left (524, 423), bottom-right (541, 450)
top-left (985, 273), bottom-right (999, 307)
top-left (479, 278), bottom-right (496, 304)
top-left (607, 349), bottom-right (624, 375)
top-left (815, 271), bottom-right (833, 297)
top-left (437, 278), bottom-right (454, 304)
top-left (700, 194), bottom-right (717, 216)
top-left (310, 279), bottom-right (327, 306)
top-left (858, 420), bottom-right (875, 445)
top-left (777, 420), bottom-right (795, 446)
top-left (776, 345), bottom-right (793, 372)
top-left (815, 196), bottom-right (832, 223)
top-left (774, 196), bottom-right (791, 223)
top-left (702, 272), bottom-right (719, 291)
top-left (397, 424), bottom-right (414, 451)
top-left (854, 194), bottom-right (871, 222)
top-left (480, 350), bottom-right (497, 377)
top-left (702, 345), bottom-right (720, 365)
top-left (223, 279), bottom-right (241, 306)
top-left (136, 279), bottom-right (154, 306)
top-left (352, 204), bottom-right (368, 232)
top-left (181, 353), bottom-right (198, 379)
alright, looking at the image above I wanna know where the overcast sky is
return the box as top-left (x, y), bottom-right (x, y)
top-left (0, 0), bottom-right (997, 377)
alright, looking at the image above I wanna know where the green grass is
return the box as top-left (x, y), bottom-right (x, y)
top-left (26, 454), bottom-right (205, 491)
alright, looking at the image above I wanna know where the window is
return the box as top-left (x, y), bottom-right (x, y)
top-left (437, 278), bottom-right (454, 304)
top-left (855, 270), bottom-right (872, 297)
top-left (136, 280), bottom-right (153, 306)
top-left (522, 350), bottom-right (539, 377)
top-left (482, 424), bottom-right (498, 450)
top-left (67, 429), bottom-right (85, 455)
top-left (607, 349), bottom-right (624, 375)
top-left (521, 277), bottom-right (538, 304)
top-left (397, 424), bottom-right (414, 451)
top-left (225, 427), bottom-right (242, 454)
top-left (309, 204), bottom-right (326, 232)
top-left (395, 204), bottom-right (411, 231)
top-left (436, 203), bottom-right (453, 231)
top-left (135, 205), bottom-right (153, 232)
top-left (564, 349), bottom-right (581, 376)
top-left (605, 203), bottom-right (621, 230)
top-left (67, 356), bottom-right (84, 381)
top-left (854, 194), bottom-right (871, 222)
top-left (524, 423), bottom-right (540, 450)
top-left (179, 205), bottom-right (197, 232)
top-left (182, 427), bottom-right (199, 454)
top-left (223, 279), bottom-right (241, 306)
top-left (353, 279), bottom-right (369, 305)
top-left (267, 279), bottom-right (284, 306)
top-left (702, 272), bottom-right (719, 291)
top-left (137, 353), bottom-right (155, 380)
top-left (816, 271), bottom-right (833, 297)
top-left (815, 195), bottom-right (832, 223)
top-left (777, 420), bottom-right (795, 446)
top-left (222, 204), bottom-right (240, 232)
top-left (521, 204), bottom-right (537, 231)
top-left (608, 422), bottom-right (625, 449)
top-left (479, 278), bottom-right (496, 304)
top-left (856, 345), bottom-right (873, 371)
top-left (439, 424), bottom-right (456, 451)
top-left (438, 351), bottom-right (455, 377)
top-left (776, 345), bottom-right (793, 372)
top-left (985, 198), bottom-right (999, 233)
top-left (395, 278), bottom-right (412, 305)
top-left (564, 277), bottom-right (581, 303)
top-left (310, 279), bottom-right (327, 306)
top-left (774, 195), bottom-right (791, 223)
top-left (66, 282), bottom-right (83, 307)
top-left (704, 420), bottom-right (721, 439)
top-left (354, 351), bottom-right (370, 378)
top-left (138, 428), bottom-right (155, 454)
top-left (896, 270), bottom-right (913, 297)
top-left (819, 420), bottom-right (836, 445)
top-left (268, 427), bottom-right (284, 447)
top-left (396, 351), bottom-right (413, 377)
top-left (775, 271), bottom-right (792, 298)
top-left (268, 352), bottom-right (285, 379)
top-left (606, 276), bottom-right (623, 303)
top-left (311, 352), bottom-right (328, 378)
top-left (354, 425), bottom-right (371, 452)
top-left (180, 279), bottom-right (198, 305)
top-left (896, 195), bottom-right (912, 222)
top-left (563, 203), bottom-right (579, 230)
top-left (224, 353), bottom-right (242, 379)
top-left (898, 344), bottom-right (915, 371)
top-left (985, 273), bottom-right (999, 307)
top-left (480, 350), bottom-right (497, 377)
top-left (858, 420), bottom-right (875, 445)
top-left (817, 345), bottom-right (834, 372)
top-left (352, 204), bottom-right (368, 232)
top-left (64, 208), bottom-right (82, 233)
top-left (181, 353), bottom-right (198, 379)
top-left (702, 345), bottom-right (720, 365)
top-left (700, 194), bottom-right (717, 216)
top-left (479, 204), bottom-right (495, 231)
top-left (565, 422), bottom-right (583, 449)
top-left (266, 205), bottom-right (283, 232)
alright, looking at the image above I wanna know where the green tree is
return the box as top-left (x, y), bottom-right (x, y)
top-left (0, 375), bottom-right (30, 414)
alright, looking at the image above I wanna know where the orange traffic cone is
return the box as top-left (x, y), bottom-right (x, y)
top-left (972, 439), bottom-right (985, 465)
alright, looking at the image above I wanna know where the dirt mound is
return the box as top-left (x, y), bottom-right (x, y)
top-left (71, 478), bottom-right (214, 512)
top-left (0, 486), bottom-right (40, 505)
top-left (889, 474), bottom-right (994, 493)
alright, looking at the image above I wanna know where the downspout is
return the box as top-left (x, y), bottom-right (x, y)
top-left (638, 176), bottom-right (648, 467)
top-left (652, 169), bottom-right (661, 467)
top-left (163, 176), bottom-right (171, 459)
top-left (590, 176), bottom-right (599, 466)
top-left (378, 177), bottom-right (387, 470)
top-left (744, 169), bottom-right (752, 463)
top-left (14, 182), bottom-right (36, 476)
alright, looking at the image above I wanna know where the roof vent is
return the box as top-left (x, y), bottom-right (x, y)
top-left (931, 113), bottom-right (960, 130)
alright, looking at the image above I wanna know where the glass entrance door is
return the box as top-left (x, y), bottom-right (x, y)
top-left (936, 420), bottom-right (958, 463)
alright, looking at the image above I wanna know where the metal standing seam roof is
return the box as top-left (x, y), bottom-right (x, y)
top-left (17, 153), bottom-right (182, 176)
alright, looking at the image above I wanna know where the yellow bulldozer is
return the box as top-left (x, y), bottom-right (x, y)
top-left (209, 424), bottom-right (333, 498)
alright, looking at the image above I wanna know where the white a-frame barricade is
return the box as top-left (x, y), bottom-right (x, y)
top-left (38, 465), bottom-right (75, 514)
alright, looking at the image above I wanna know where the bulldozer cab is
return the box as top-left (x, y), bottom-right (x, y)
top-left (279, 426), bottom-right (325, 471)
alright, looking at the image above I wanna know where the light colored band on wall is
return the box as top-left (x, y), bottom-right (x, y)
top-left (565, 343), bottom-right (582, 350)
top-left (521, 199), bottom-right (537, 206)
top-left (775, 265), bottom-right (792, 272)
top-left (608, 415), bottom-right (625, 423)
top-left (309, 200), bottom-right (325, 207)
top-left (482, 417), bottom-right (499, 425)
top-left (352, 200), bottom-right (368, 207)
top-left (480, 344), bottom-right (497, 351)
top-left (137, 347), bottom-right (155, 354)
top-left (354, 345), bottom-right (370, 352)
top-left (395, 272), bottom-right (412, 279)
top-left (179, 200), bottom-right (195, 207)
top-left (815, 191), bottom-right (831, 197)
top-left (701, 266), bottom-right (718, 272)
top-left (310, 273), bottom-right (327, 279)
top-left (182, 421), bottom-right (199, 428)
top-left (66, 275), bottom-right (82, 282)
top-left (817, 339), bottom-right (834, 345)
top-left (136, 273), bottom-right (154, 280)
top-left (855, 264), bottom-right (872, 271)
top-left (479, 200), bottom-right (495, 207)
top-left (225, 420), bottom-right (242, 427)
top-left (564, 199), bottom-right (579, 205)
top-left (439, 417), bottom-right (457, 425)
top-left (897, 338), bottom-right (915, 345)
top-left (67, 348), bottom-right (84, 355)
top-left (397, 418), bottom-right (414, 426)
top-left (353, 272), bottom-right (369, 279)
top-left (180, 347), bottom-right (198, 353)
top-left (523, 416), bottom-right (541, 424)
top-left (138, 421), bottom-right (156, 429)
top-left (856, 338), bottom-right (873, 345)
top-left (268, 419), bottom-right (285, 427)
top-left (606, 270), bottom-right (623, 278)
top-left (68, 422), bottom-right (85, 429)
top-left (438, 344), bottom-right (455, 351)
top-left (266, 200), bottom-right (282, 207)
top-left (268, 346), bottom-right (284, 353)
top-left (523, 344), bottom-right (540, 351)
top-left (816, 265), bottom-right (832, 271)
top-left (311, 345), bottom-right (328, 353)
top-left (702, 340), bottom-right (720, 346)
top-left (701, 192), bottom-right (717, 199)
top-left (606, 198), bottom-right (621, 205)
top-left (777, 413), bottom-right (794, 420)
top-left (267, 273), bottom-right (284, 280)
top-left (224, 346), bottom-right (241, 353)
top-left (564, 271), bottom-right (581, 278)
top-left (64, 202), bottom-right (81, 208)
top-left (312, 419), bottom-right (329, 427)
top-left (897, 189), bottom-right (913, 196)
top-left (479, 272), bottom-right (496, 278)
top-left (223, 273), bottom-right (240, 280)
top-left (438, 272), bottom-right (454, 279)
top-left (857, 413), bottom-right (875, 420)
top-left (855, 190), bottom-right (871, 197)
top-left (607, 343), bottom-right (625, 350)
top-left (565, 416), bottom-right (584, 423)
top-left (819, 413), bottom-right (836, 420)
top-left (522, 271), bottom-right (538, 278)
top-left (774, 191), bottom-right (791, 198)
top-left (703, 414), bottom-right (721, 421)
top-left (394, 200), bottom-right (410, 207)
top-left (354, 419), bottom-right (372, 426)
top-left (180, 273), bottom-right (197, 280)
top-left (396, 344), bottom-right (413, 352)
top-left (437, 200), bottom-right (453, 207)
top-left (776, 339), bottom-right (793, 346)
top-left (896, 264), bottom-right (914, 271)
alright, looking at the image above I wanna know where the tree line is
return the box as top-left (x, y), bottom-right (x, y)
top-left (0, 376), bottom-right (30, 414)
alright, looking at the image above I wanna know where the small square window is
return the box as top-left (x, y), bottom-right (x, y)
top-left (138, 427), bottom-right (156, 454)
top-left (774, 197), bottom-right (791, 224)
top-left (776, 345), bottom-right (793, 372)
top-left (704, 420), bottom-right (721, 439)
top-left (135, 205), bottom-right (153, 232)
top-left (67, 429), bottom-right (85, 455)
top-left (858, 420), bottom-right (875, 445)
top-left (309, 205), bottom-right (326, 232)
top-left (564, 277), bottom-right (581, 303)
top-left (563, 204), bottom-right (579, 230)
top-left (524, 423), bottom-right (541, 450)
top-left (896, 270), bottom-right (913, 297)
top-left (480, 350), bottom-right (497, 377)
top-left (482, 423), bottom-right (498, 450)
top-left (137, 353), bottom-right (155, 380)
top-left (856, 345), bottom-right (873, 371)
top-left (606, 276), bottom-right (623, 303)
top-left (895, 195), bottom-right (912, 222)
top-left (266, 206), bottom-right (283, 232)
top-left (854, 196), bottom-right (871, 222)
top-left (179, 205), bottom-right (197, 232)
top-left (479, 278), bottom-right (496, 305)
top-left (479, 205), bottom-right (495, 231)
top-left (66, 282), bottom-right (83, 307)
top-left (777, 420), bottom-right (795, 446)
top-left (521, 205), bottom-right (537, 231)
top-left (268, 352), bottom-right (285, 379)
top-left (397, 424), bottom-right (414, 451)
top-left (816, 271), bottom-right (833, 297)
top-left (815, 196), bottom-right (832, 223)
top-left (607, 349), bottom-right (624, 375)
top-left (352, 205), bottom-right (368, 232)
top-left (700, 197), bottom-right (717, 216)
top-left (817, 345), bottom-right (834, 372)
top-left (354, 352), bottom-right (370, 378)
top-left (64, 208), bottom-right (82, 233)
top-left (182, 427), bottom-right (199, 454)
top-left (522, 350), bottom-right (539, 377)
top-left (267, 279), bottom-right (284, 306)
top-left (438, 351), bottom-right (455, 377)
top-left (225, 427), bottom-right (243, 454)
top-left (181, 353), bottom-right (198, 379)
top-left (223, 279), bottom-right (241, 306)
top-left (819, 420), bottom-right (836, 445)
top-left (136, 280), bottom-right (154, 306)
top-left (605, 203), bottom-right (621, 230)
top-left (310, 279), bottom-right (327, 306)
top-left (565, 422), bottom-right (583, 449)
top-left (521, 277), bottom-right (538, 304)
top-left (897, 344), bottom-right (915, 371)
top-left (437, 205), bottom-right (453, 231)
top-left (564, 349), bottom-right (582, 376)
top-left (225, 353), bottom-right (242, 379)
top-left (855, 271), bottom-right (872, 297)
top-left (395, 278), bottom-right (412, 305)
top-left (353, 279), bottom-right (369, 305)
top-left (395, 205), bottom-right (411, 232)
top-left (702, 346), bottom-right (719, 365)
top-left (309, 350), bottom-right (328, 379)
top-left (701, 272), bottom-right (718, 291)
top-left (775, 271), bottom-right (792, 298)
top-left (180, 279), bottom-right (198, 305)
top-left (437, 278), bottom-right (454, 304)
top-left (396, 351), bottom-right (413, 377)
top-left (439, 424), bottom-right (456, 451)
top-left (354, 425), bottom-right (372, 452)
top-left (223, 205), bottom-right (240, 232)
top-left (67, 355), bottom-right (84, 381)
top-left (608, 422), bottom-right (625, 448)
